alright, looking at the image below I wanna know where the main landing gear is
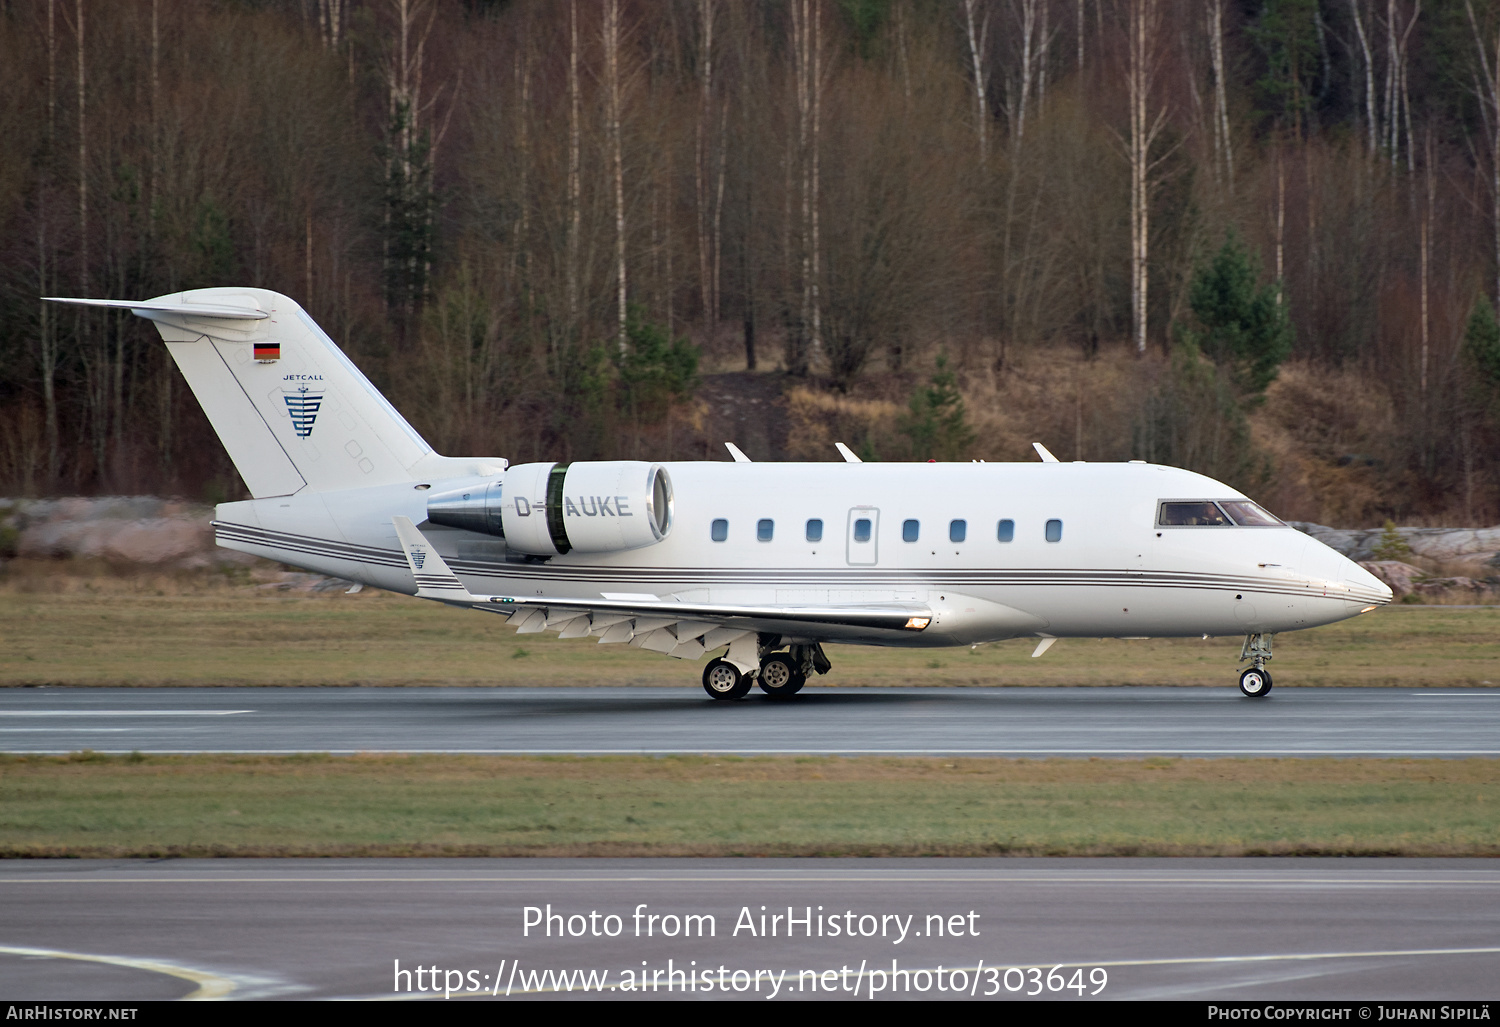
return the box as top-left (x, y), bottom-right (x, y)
top-left (702, 659), bottom-right (752, 700)
top-left (756, 653), bottom-right (804, 697)
top-left (701, 636), bottom-right (832, 701)
top-left (1237, 632), bottom-right (1274, 698)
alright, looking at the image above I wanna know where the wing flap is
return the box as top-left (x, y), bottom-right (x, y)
top-left (391, 516), bottom-right (936, 648)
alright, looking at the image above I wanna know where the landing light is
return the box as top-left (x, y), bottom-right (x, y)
top-left (904, 616), bottom-right (931, 630)
top-left (1359, 605), bottom-right (1378, 613)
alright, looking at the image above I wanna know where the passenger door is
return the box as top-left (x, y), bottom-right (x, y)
top-left (846, 507), bottom-right (879, 565)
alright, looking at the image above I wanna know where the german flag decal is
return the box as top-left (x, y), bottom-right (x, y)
top-left (254, 342), bottom-right (280, 362)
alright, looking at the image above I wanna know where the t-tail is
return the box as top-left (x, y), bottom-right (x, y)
top-left (44, 289), bottom-right (495, 496)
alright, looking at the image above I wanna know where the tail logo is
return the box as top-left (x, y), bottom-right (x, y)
top-left (409, 547), bottom-right (427, 570)
top-left (283, 386), bottom-right (324, 438)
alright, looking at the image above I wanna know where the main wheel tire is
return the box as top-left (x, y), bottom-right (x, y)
top-left (1239, 666), bottom-right (1273, 698)
top-left (703, 658), bottom-right (751, 700)
top-left (756, 653), bottom-right (806, 697)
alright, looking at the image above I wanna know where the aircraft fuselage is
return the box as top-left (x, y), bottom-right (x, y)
top-left (214, 460), bottom-right (1386, 647)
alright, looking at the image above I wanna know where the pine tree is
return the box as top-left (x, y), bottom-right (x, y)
top-left (1462, 294), bottom-right (1500, 403)
top-left (614, 306), bottom-right (700, 424)
top-left (1372, 520), bottom-right (1412, 561)
top-left (1183, 231), bottom-right (1294, 400)
top-left (899, 355), bottom-right (976, 461)
top-left (1250, 0), bottom-right (1322, 137)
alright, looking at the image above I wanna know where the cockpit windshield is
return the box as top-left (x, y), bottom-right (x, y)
top-left (1218, 500), bottom-right (1283, 526)
top-left (1157, 500), bottom-right (1284, 527)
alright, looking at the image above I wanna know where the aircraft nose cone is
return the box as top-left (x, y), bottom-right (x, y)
top-left (1341, 555), bottom-right (1394, 604)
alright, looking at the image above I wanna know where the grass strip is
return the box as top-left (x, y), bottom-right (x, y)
top-left (1, 590), bottom-right (1498, 688)
top-left (1, 753), bottom-right (1495, 858)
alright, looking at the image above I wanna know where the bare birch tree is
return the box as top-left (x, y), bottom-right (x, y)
top-left (1125, 0), bottom-right (1167, 355)
top-left (512, 37), bottom-right (532, 297)
top-left (1350, 0), bottom-right (1378, 155)
top-left (1077, 0), bottom-right (1085, 72)
top-left (317, 0), bottom-right (345, 51)
top-left (1420, 129), bottom-right (1432, 395)
top-left (961, 0), bottom-right (990, 167)
top-left (1383, 0), bottom-right (1421, 172)
top-left (788, 0), bottom-right (825, 373)
top-left (1007, 0), bottom-right (1040, 146)
top-left (696, 0), bottom-right (721, 325)
top-left (74, 0), bottom-right (86, 298)
top-left (1466, 0), bottom-right (1500, 306)
top-left (1207, 0), bottom-right (1233, 194)
top-left (567, 0), bottom-right (582, 332)
top-left (381, 0), bottom-right (451, 317)
top-left (39, 0), bottom-right (60, 480)
top-left (604, 0), bottom-right (627, 353)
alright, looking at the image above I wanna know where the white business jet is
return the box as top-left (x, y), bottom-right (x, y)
top-left (47, 289), bottom-right (1391, 700)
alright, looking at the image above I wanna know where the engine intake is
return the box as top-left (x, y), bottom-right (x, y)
top-left (426, 461), bottom-right (672, 557)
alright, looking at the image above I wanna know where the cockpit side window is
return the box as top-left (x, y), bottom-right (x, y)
top-left (1157, 501), bottom-right (1232, 526)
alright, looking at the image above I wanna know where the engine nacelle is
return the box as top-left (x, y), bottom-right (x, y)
top-left (427, 461), bottom-right (672, 557)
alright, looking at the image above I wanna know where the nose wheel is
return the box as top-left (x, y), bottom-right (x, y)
top-left (1238, 666), bottom-right (1273, 697)
top-left (1237, 632), bottom-right (1274, 698)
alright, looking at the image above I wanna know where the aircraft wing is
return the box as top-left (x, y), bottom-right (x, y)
top-left (391, 517), bottom-right (932, 664)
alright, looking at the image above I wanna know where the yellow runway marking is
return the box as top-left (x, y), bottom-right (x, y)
top-left (0, 945), bottom-right (274, 1000)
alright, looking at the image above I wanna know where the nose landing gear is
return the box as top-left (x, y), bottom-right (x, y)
top-left (1237, 633), bottom-right (1274, 698)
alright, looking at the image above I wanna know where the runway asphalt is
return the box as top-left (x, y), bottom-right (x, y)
top-left (0, 859), bottom-right (1496, 1001)
top-left (1, 686), bottom-right (1499, 756)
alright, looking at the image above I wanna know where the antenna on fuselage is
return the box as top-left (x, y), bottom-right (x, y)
top-left (834, 442), bottom-right (862, 464)
top-left (724, 442), bottom-right (752, 463)
top-left (1032, 442), bottom-right (1060, 463)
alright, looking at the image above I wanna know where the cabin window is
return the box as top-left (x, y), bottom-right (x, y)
top-left (1158, 501), bottom-right (1232, 526)
top-left (711, 518), bottom-right (728, 542)
top-left (949, 519), bottom-right (967, 543)
top-left (997, 519), bottom-right (1015, 542)
top-left (902, 519), bottom-right (920, 543)
top-left (1045, 519), bottom-right (1063, 542)
top-left (806, 518), bottom-right (823, 543)
top-left (1219, 500), bottom-right (1284, 526)
top-left (757, 518), bottom-right (774, 542)
top-left (853, 518), bottom-right (872, 543)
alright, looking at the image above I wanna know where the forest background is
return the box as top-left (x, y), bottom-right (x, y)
top-left (5, 0), bottom-right (1500, 528)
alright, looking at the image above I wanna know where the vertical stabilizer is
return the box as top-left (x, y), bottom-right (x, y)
top-left (47, 289), bottom-right (440, 497)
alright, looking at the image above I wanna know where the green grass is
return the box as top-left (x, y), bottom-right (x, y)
top-left (0, 587), bottom-right (1496, 687)
top-left (1, 754), bottom-right (1495, 857)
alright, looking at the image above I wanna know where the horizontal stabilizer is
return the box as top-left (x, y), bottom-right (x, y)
top-left (43, 296), bottom-right (269, 320)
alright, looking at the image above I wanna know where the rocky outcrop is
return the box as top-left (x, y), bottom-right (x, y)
top-left (1292, 521), bottom-right (1500, 570)
top-left (0, 497), bottom-right (255, 569)
top-left (1357, 560), bottom-right (1426, 597)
